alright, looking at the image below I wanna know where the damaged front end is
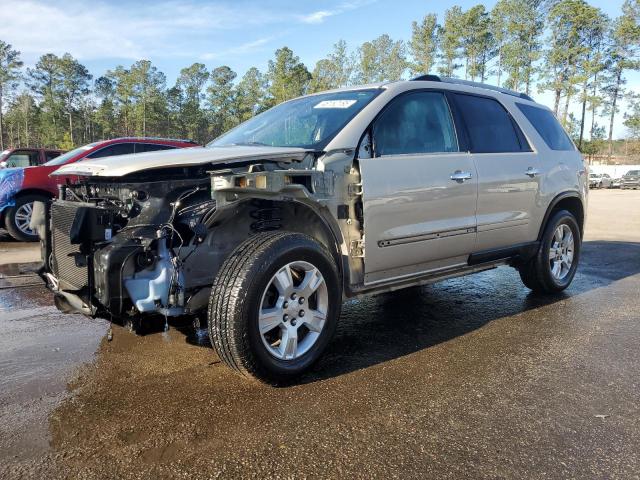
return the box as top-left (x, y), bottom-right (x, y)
top-left (36, 148), bottom-right (333, 325)
top-left (36, 169), bottom-right (215, 321)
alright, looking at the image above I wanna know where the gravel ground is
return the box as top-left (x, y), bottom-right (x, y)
top-left (1, 189), bottom-right (639, 479)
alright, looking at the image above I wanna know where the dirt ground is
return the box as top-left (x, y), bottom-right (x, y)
top-left (1, 189), bottom-right (639, 479)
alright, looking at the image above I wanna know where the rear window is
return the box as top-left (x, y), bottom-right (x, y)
top-left (134, 143), bottom-right (176, 153)
top-left (453, 93), bottom-right (529, 153)
top-left (516, 103), bottom-right (574, 151)
top-left (45, 151), bottom-right (62, 161)
top-left (87, 143), bottom-right (135, 159)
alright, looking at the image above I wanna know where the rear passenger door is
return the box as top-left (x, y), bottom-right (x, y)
top-left (359, 90), bottom-right (478, 285)
top-left (451, 93), bottom-right (539, 252)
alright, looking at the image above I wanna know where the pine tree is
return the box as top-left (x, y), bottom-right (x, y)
top-left (58, 53), bottom-right (92, 146)
top-left (266, 47), bottom-right (311, 106)
top-left (409, 14), bottom-right (439, 75)
top-left (0, 41), bottom-right (23, 150)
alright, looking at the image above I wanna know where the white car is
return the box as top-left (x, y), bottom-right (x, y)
top-left (589, 173), bottom-right (612, 189)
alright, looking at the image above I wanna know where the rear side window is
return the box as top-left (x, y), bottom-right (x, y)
top-left (373, 91), bottom-right (458, 157)
top-left (516, 103), bottom-right (574, 151)
top-left (87, 143), bottom-right (135, 159)
top-left (453, 94), bottom-right (527, 153)
top-left (45, 151), bottom-right (61, 161)
top-left (135, 143), bottom-right (177, 153)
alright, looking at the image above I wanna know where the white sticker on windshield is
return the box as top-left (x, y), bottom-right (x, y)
top-left (313, 99), bottom-right (357, 109)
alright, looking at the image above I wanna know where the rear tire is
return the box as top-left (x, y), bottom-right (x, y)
top-left (519, 210), bottom-right (581, 294)
top-left (5, 194), bottom-right (47, 242)
top-left (208, 232), bottom-right (341, 383)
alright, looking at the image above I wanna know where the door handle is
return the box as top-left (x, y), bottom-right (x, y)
top-left (450, 170), bottom-right (473, 182)
top-left (525, 167), bottom-right (540, 177)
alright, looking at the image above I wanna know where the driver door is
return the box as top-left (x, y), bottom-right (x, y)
top-left (358, 90), bottom-right (478, 285)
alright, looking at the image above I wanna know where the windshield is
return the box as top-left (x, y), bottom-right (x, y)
top-left (209, 89), bottom-right (380, 150)
top-left (44, 143), bottom-right (98, 166)
top-left (625, 170), bottom-right (640, 176)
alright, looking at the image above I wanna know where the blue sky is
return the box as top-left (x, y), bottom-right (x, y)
top-left (1, 0), bottom-right (637, 137)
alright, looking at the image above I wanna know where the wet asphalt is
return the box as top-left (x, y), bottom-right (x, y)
top-left (0, 189), bottom-right (639, 479)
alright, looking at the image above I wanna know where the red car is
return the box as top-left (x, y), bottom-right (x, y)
top-left (0, 147), bottom-right (66, 168)
top-left (0, 138), bottom-right (198, 241)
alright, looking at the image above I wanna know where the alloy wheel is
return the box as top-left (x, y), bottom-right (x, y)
top-left (549, 224), bottom-right (574, 281)
top-left (14, 202), bottom-right (35, 236)
top-left (258, 261), bottom-right (329, 360)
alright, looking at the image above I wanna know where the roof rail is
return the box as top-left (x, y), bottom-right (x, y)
top-left (410, 74), bottom-right (534, 101)
top-left (411, 74), bottom-right (442, 82)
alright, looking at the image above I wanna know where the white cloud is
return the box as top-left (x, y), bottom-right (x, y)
top-left (0, 0), bottom-right (376, 62)
top-left (300, 11), bottom-right (334, 24)
top-left (201, 36), bottom-right (279, 60)
top-left (298, 0), bottom-right (377, 24)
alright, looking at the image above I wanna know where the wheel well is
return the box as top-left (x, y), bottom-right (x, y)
top-left (540, 195), bottom-right (585, 239)
top-left (15, 188), bottom-right (54, 200)
top-left (251, 199), bottom-right (344, 272)
top-left (200, 198), bottom-right (346, 289)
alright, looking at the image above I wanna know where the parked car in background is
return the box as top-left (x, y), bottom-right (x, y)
top-left (0, 147), bottom-right (65, 168)
top-left (37, 76), bottom-right (587, 382)
top-left (611, 176), bottom-right (623, 188)
top-left (621, 170), bottom-right (640, 189)
top-left (588, 173), bottom-right (612, 189)
top-left (0, 137), bottom-right (198, 241)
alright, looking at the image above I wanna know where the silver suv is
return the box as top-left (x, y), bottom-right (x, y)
top-left (36, 75), bottom-right (587, 383)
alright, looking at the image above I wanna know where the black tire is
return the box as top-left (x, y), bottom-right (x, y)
top-left (208, 232), bottom-right (341, 383)
top-left (4, 194), bottom-right (47, 242)
top-left (519, 210), bottom-right (581, 294)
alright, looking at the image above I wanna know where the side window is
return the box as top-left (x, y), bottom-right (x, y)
top-left (372, 91), bottom-right (458, 157)
top-left (453, 94), bottom-right (525, 153)
top-left (87, 143), bottom-right (135, 159)
top-left (516, 103), bottom-right (574, 151)
top-left (45, 151), bottom-right (61, 161)
top-left (134, 143), bottom-right (176, 153)
top-left (5, 150), bottom-right (39, 167)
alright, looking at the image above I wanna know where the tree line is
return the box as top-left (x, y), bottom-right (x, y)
top-left (0, 0), bottom-right (638, 158)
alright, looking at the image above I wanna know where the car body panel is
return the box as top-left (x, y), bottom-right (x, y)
top-left (473, 151), bottom-right (542, 251)
top-left (0, 168), bottom-right (25, 212)
top-left (53, 145), bottom-right (311, 177)
top-left (359, 152), bottom-right (478, 283)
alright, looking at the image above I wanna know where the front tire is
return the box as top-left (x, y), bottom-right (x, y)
top-left (519, 210), bottom-right (581, 294)
top-left (208, 232), bottom-right (341, 383)
top-left (4, 194), bottom-right (47, 242)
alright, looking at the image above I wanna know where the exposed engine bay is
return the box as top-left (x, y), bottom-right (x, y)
top-left (35, 150), bottom-right (351, 324)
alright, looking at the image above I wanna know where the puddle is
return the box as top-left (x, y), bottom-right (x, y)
top-left (0, 285), bottom-right (108, 463)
